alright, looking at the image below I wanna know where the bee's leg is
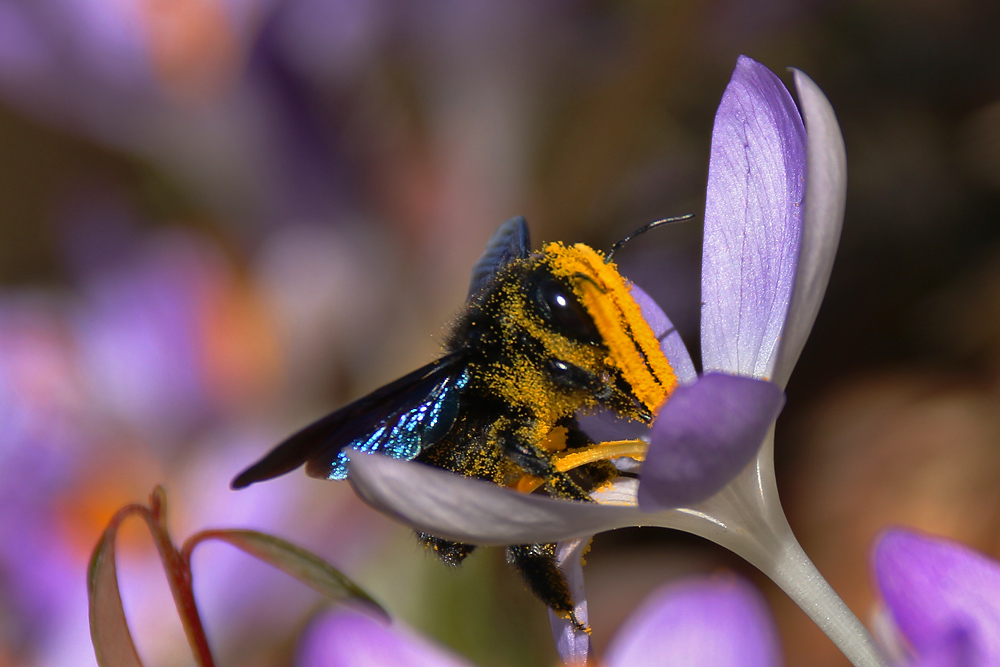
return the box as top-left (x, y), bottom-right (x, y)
top-left (418, 533), bottom-right (477, 566)
top-left (496, 423), bottom-right (597, 502)
top-left (506, 543), bottom-right (587, 631)
top-left (498, 423), bottom-right (554, 478)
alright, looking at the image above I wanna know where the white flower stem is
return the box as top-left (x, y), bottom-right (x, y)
top-left (649, 430), bottom-right (887, 667)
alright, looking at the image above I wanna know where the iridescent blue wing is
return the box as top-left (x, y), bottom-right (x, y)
top-left (232, 352), bottom-right (469, 488)
top-left (466, 216), bottom-right (530, 297)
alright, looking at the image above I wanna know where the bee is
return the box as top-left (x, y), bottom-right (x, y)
top-left (232, 215), bottom-right (682, 626)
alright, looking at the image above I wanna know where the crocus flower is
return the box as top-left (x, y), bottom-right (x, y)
top-left (874, 528), bottom-right (1000, 667)
top-left (341, 55), bottom-right (881, 665)
top-left (296, 573), bottom-right (781, 667)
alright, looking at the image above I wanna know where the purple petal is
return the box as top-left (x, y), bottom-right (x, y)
top-left (630, 284), bottom-right (697, 385)
top-left (874, 529), bottom-right (1000, 667)
top-left (296, 608), bottom-right (472, 667)
top-left (548, 538), bottom-right (592, 666)
top-left (638, 374), bottom-right (784, 509)
top-left (771, 70), bottom-right (848, 388)
top-left (701, 55), bottom-right (806, 380)
top-left (603, 575), bottom-right (781, 667)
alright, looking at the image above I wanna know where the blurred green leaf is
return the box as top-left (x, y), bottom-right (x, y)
top-left (186, 529), bottom-right (389, 621)
top-left (87, 507), bottom-right (146, 667)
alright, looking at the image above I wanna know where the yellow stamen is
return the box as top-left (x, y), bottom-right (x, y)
top-left (554, 439), bottom-right (648, 473)
top-left (509, 439), bottom-right (649, 495)
top-left (514, 474), bottom-right (545, 494)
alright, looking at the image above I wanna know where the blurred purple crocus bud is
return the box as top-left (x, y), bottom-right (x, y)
top-left (874, 529), bottom-right (1000, 667)
top-left (603, 575), bottom-right (781, 667)
top-left (296, 608), bottom-right (472, 667)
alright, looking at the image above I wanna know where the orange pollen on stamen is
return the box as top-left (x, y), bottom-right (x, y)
top-left (513, 474), bottom-right (545, 494)
top-left (509, 439), bottom-right (649, 495)
top-left (554, 439), bottom-right (648, 473)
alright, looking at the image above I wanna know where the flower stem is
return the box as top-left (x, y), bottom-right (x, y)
top-left (651, 431), bottom-right (887, 667)
top-left (146, 488), bottom-right (216, 667)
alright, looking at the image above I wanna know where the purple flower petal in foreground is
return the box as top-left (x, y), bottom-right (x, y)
top-left (700, 55), bottom-right (806, 380)
top-left (630, 284), bottom-right (697, 385)
top-left (297, 608), bottom-right (471, 667)
top-left (874, 529), bottom-right (1000, 667)
top-left (639, 373), bottom-right (784, 509)
top-left (603, 575), bottom-right (781, 667)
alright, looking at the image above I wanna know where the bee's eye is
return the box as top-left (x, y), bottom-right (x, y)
top-left (536, 277), bottom-right (601, 343)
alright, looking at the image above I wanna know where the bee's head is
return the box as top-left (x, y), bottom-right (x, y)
top-left (529, 243), bottom-right (677, 419)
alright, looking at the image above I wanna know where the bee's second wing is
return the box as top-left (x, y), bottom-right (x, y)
top-left (231, 352), bottom-right (469, 488)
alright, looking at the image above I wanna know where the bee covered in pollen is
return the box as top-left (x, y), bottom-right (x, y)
top-left (233, 215), bottom-right (685, 627)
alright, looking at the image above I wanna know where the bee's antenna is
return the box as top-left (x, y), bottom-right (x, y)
top-left (605, 213), bottom-right (695, 263)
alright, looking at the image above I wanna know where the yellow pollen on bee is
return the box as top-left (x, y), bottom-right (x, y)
top-left (539, 425), bottom-right (569, 452)
top-left (542, 242), bottom-right (677, 414)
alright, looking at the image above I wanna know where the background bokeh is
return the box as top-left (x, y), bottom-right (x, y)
top-left (2, 1), bottom-right (999, 666)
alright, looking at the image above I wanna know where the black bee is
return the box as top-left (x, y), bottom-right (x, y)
top-left (232, 216), bottom-right (679, 626)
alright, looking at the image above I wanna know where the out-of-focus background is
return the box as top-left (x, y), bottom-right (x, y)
top-left (1, 1), bottom-right (999, 666)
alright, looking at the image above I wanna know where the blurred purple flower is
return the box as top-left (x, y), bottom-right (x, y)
top-left (874, 529), bottom-right (1000, 667)
top-left (297, 574), bottom-right (780, 667)
top-left (296, 530), bottom-right (1000, 667)
top-left (0, 0), bottom-right (578, 234)
top-left (296, 607), bottom-right (471, 667)
top-left (73, 230), bottom-right (221, 438)
top-left (0, 0), bottom-right (360, 224)
top-left (602, 575), bottom-right (782, 667)
top-left (0, 218), bottom-right (398, 665)
top-left (0, 0), bottom-right (266, 120)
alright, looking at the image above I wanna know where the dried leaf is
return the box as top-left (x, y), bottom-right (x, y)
top-left (87, 509), bottom-right (145, 667)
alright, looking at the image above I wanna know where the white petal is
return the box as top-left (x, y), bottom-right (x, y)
top-left (771, 70), bottom-right (848, 388)
top-left (346, 453), bottom-right (647, 545)
top-left (548, 538), bottom-right (592, 666)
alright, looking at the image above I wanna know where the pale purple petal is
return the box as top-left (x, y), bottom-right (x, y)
top-left (296, 608), bottom-right (472, 667)
top-left (347, 453), bottom-right (649, 545)
top-left (630, 283), bottom-right (697, 385)
top-left (603, 576), bottom-right (781, 667)
top-left (548, 538), bottom-right (592, 666)
top-left (639, 374), bottom-right (784, 509)
top-left (701, 55), bottom-right (806, 380)
top-left (771, 70), bottom-right (848, 388)
top-left (874, 529), bottom-right (1000, 667)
